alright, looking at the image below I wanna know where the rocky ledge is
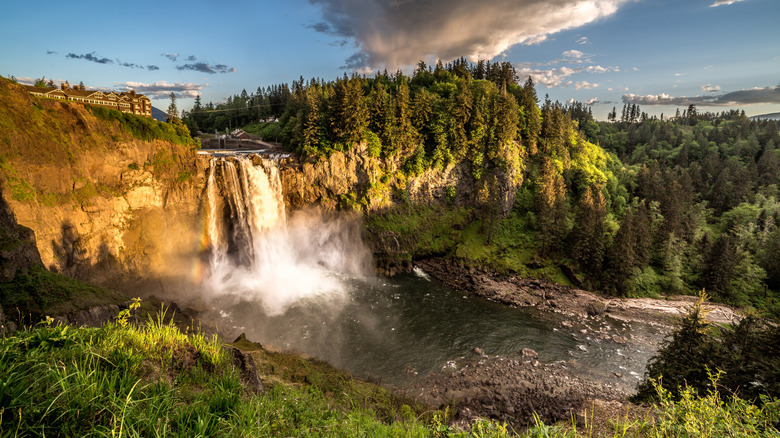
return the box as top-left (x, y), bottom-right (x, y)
top-left (415, 258), bottom-right (739, 327)
top-left (410, 350), bottom-right (626, 430)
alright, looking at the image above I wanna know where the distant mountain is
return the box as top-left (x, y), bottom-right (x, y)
top-left (750, 112), bottom-right (780, 121)
top-left (151, 106), bottom-right (167, 122)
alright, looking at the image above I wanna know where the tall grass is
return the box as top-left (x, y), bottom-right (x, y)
top-left (2, 309), bottom-right (777, 437)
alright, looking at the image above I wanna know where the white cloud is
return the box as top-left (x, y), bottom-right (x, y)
top-left (115, 81), bottom-right (206, 99)
top-left (563, 49), bottom-right (584, 59)
top-left (701, 84), bottom-right (721, 93)
top-left (585, 97), bottom-right (599, 105)
top-left (576, 36), bottom-right (588, 45)
top-left (576, 81), bottom-right (599, 89)
top-left (310, 0), bottom-right (631, 69)
top-left (585, 65), bottom-right (617, 73)
top-left (710, 0), bottom-right (747, 6)
top-left (517, 66), bottom-right (585, 87)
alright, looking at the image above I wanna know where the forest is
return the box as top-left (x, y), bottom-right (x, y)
top-left (183, 58), bottom-right (780, 316)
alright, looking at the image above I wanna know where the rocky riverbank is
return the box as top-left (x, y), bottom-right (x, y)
top-left (415, 258), bottom-right (739, 327)
top-left (409, 349), bottom-right (627, 431)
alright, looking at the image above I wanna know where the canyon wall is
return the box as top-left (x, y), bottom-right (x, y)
top-left (0, 78), bottom-right (207, 296)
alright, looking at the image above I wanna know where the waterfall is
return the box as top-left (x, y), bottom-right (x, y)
top-left (203, 154), bottom-right (370, 315)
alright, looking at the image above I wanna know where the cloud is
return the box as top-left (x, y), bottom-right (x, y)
top-left (701, 84), bottom-right (721, 93)
top-left (147, 65), bottom-right (160, 71)
top-left (563, 49), bottom-right (584, 59)
top-left (585, 65), bottom-right (615, 73)
top-left (517, 66), bottom-right (577, 87)
top-left (329, 39), bottom-right (349, 47)
top-left (622, 85), bottom-right (780, 106)
top-left (576, 36), bottom-right (588, 45)
top-left (585, 97), bottom-right (599, 105)
top-left (309, 0), bottom-right (630, 69)
top-left (46, 50), bottom-right (57, 55)
top-left (185, 55), bottom-right (197, 62)
top-left (163, 53), bottom-right (179, 62)
top-left (176, 62), bottom-right (236, 74)
top-left (517, 64), bottom-right (615, 88)
top-left (115, 81), bottom-right (206, 99)
top-left (66, 52), bottom-right (113, 64)
top-left (710, 0), bottom-right (746, 6)
top-left (575, 81), bottom-right (598, 89)
top-left (307, 22), bottom-right (332, 33)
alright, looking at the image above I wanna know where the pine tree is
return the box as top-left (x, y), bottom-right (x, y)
top-left (571, 187), bottom-right (607, 287)
top-left (517, 76), bottom-right (541, 152)
top-left (166, 92), bottom-right (179, 123)
top-left (536, 157), bottom-right (567, 256)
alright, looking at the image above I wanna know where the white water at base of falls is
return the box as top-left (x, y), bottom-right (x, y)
top-left (203, 155), bottom-right (371, 316)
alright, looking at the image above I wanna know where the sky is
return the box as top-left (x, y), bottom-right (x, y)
top-left (1, 0), bottom-right (778, 120)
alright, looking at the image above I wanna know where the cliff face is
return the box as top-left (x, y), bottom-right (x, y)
top-left (278, 141), bottom-right (519, 215)
top-left (0, 76), bottom-right (523, 292)
top-left (0, 78), bottom-right (206, 296)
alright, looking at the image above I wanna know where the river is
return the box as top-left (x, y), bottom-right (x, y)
top-left (201, 154), bottom-right (663, 395)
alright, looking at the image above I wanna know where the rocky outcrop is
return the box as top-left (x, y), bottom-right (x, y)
top-left (278, 142), bottom-right (519, 216)
top-left (53, 303), bottom-right (125, 327)
top-left (412, 353), bottom-right (624, 430)
top-left (278, 142), bottom-right (381, 210)
top-left (0, 188), bottom-right (42, 281)
top-left (227, 346), bottom-right (265, 395)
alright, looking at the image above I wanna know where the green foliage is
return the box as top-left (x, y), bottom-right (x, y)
top-left (0, 311), bottom-right (493, 437)
top-left (636, 292), bottom-right (780, 405)
top-left (0, 159), bottom-right (36, 203)
top-left (363, 128), bottom-right (382, 158)
top-left (87, 105), bottom-right (195, 146)
top-left (648, 371), bottom-right (780, 437)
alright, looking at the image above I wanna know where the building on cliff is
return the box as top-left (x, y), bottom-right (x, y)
top-left (23, 84), bottom-right (152, 117)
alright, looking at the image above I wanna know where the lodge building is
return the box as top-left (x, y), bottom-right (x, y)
top-left (23, 84), bottom-right (152, 118)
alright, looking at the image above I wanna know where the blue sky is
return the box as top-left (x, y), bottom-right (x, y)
top-left (1, 0), bottom-right (778, 120)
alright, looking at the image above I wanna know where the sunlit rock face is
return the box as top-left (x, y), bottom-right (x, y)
top-left (3, 137), bottom-right (205, 296)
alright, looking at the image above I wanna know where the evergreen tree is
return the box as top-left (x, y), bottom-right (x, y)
top-left (517, 76), bottom-right (541, 152)
top-left (166, 92), bottom-right (179, 123)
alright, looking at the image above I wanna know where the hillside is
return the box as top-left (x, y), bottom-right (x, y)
top-left (0, 77), bottom-right (204, 300)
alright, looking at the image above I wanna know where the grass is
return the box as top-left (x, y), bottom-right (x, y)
top-left (0, 308), bottom-right (457, 437)
top-left (2, 312), bottom-right (777, 437)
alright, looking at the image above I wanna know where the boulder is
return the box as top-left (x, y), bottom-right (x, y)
top-left (521, 348), bottom-right (538, 360)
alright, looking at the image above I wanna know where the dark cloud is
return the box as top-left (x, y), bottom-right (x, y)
top-left (341, 52), bottom-right (371, 70)
top-left (176, 62), bottom-right (235, 74)
top-left (185, 55), bottom-right (197, 62)
top-left (147, 65), bottom-right (160, 71)
top-left (307, 22), bottom-right (332, 33)
top-left (309, 0), bottom-right (629, 70)
top-left (329, 39), bottom-right (349, 47)
top-left (623, 86), bottom-right (780, 106)
top-left (119, 61), bottom-right (144, 69)
top-left (66, 52), bottom-right (113, 64)
top-left (163, 53), bottom-right (179, 62)
top-left (115, 81), bottom-right (205, 99)
top-left (46, 50), bottom-right (57, 55)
